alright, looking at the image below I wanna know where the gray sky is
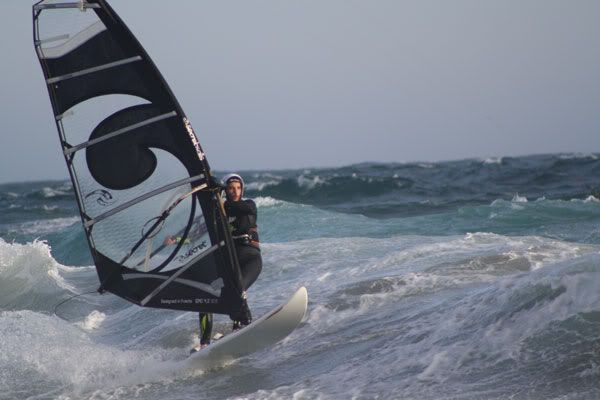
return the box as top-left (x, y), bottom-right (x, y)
top-left (1, 0), bottom-right (600, 183)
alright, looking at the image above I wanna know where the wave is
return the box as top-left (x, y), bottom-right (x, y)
top-left (581, 195), bottom-right (600, 203)
top-left (305, 232), bottom-right (596, 314)
top-left (1, 223), bottom-right (597, 398)
top-left (0, 308), bottom-right (187, 397)
top-left (254, 194), bottom-right (600, 245)
top-left (0, 181), bottom-right (74, 201)
top-left (231, 153), bottom-right (600, 218)
top-left (10, 216), bottom-right (80, 236)
top-left (3, 190), bottom-right (600, 267)
top-left (40, 186), bottom-right (72, 198)
top-left (558, 152), bottom-right (599, 160)
top-left (0, 239), bottom-right (76, 311)
top-left (2, 153), bottom-right (600, 265)
top-left (414, 255), bottom-right (600, 394)
top-left (256, 233), bottom-right (600, 399)
top-left (0, 239), bottom-right (203, 396)
top-left (482, 156), bottom-right (504, 165)
top-left (2, 153), bottom-right (599, 222)
top-left (511, 193), bottom-right (528, 203)
top-left (253, 196), bottom-right (285, 208)
top-left (26, 184), bottom-right (74, 200)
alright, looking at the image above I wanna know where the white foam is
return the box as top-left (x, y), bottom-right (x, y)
top-left (16, 217), bottom-right (79, 235)
top-left (481, 261), bottom-right (600, 359)
top-left (511, 193), bottom-right (528, 203)
top-left (76, 310), bottom-right (106, 331)
top-left (483, 156), bottom-right (503, 164)
top-left (245, 180), bottom-right (280, 191)
top-left (256, 172), bottom-right (283, 179)
top-left (494, 195), bottom-right (599, 206)
top-left (254, 234), bottom-right (600, 397)
top-left (479, 267), bottom-right (589, 370)
top-left (417, 162), bottom-right (434, 168)
top-left (294, 233), bottom-right (595, 322)
top-left (417, 351), bottom-right (450, 381)
top-left (0, 310), bottom-right (181, 394)
top-left (253, 196), bottom-right (284, 207)
top-left (490, 198), bottom-right (505, 207)
top-left (559, 153), bottom-right (599, 160)
top-left (317, 272), bottom-right (332, 282)
top-left (297, 174), bottom-right (326, 189)
top-left (244, 387), bottom-right (326, 400)
top-left (58, 264), bottom-right (94, 272)
top-left (0, 239), bottom-right (75, 293)
top-left (41, 186), bottom-right (69, 198)
top-left (356, 273), bottom-right (472, 312)
top-left (490, 197), bottom-right (527, 208)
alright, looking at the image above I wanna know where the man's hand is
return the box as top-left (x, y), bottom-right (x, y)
top-left (163, 236), bottom-right (177, 246)
top-left (208, 174), bottom-right (224, 190)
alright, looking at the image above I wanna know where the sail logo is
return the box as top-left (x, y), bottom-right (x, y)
top-left (183, 117), bottom-right (205, 161)
top-left (84, 189), bottom-right (115, 206)
top-left (175, 241), bottom-right (208, 263)
top-left (160, 298), bottom-right (193, 305)
top-left (159, 298), bottom-right (219, 305)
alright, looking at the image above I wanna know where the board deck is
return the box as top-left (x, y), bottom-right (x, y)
top-left (187, 286), bottom-right (308, 367)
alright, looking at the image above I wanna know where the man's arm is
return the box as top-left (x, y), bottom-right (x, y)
top-left (208, 174), bottom-right (225, 191)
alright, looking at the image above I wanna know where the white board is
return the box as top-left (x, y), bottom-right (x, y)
top-left (186, 286), bottom-right (308, 368)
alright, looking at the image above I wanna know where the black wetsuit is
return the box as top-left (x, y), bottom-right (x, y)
top-left (198, 198), bottom-right (262, 346)
top-left (225, 199), bottom-right (262, 290)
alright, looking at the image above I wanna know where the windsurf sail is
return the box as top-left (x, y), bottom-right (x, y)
top-left (32, 0), bottom-right (246, 315)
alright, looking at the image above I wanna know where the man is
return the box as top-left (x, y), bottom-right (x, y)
top-left (196, 173), bottom-right (262, 350)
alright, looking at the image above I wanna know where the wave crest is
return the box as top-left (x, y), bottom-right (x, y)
top-left (253, 196), bottom-right (285, 207)
top-left (0, 239), bottom-right (74, 310)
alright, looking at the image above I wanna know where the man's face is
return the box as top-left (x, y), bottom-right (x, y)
top-left (226, 181), bottom-right (242, 201)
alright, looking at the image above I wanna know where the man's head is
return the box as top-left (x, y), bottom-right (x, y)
top-left (222, 173), bottom-right (244, 202)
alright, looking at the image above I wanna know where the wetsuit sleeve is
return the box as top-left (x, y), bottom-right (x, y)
top-left (224, 199), bottom-right (257, 217)
top-left (208, 174), bottom-right (225, 190)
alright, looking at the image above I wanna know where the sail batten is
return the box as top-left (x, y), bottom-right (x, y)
top-left (123, 274), bottom-right (224, 298)
top-left (64, 111), bottom-right (178, 155)
top-left (83, 176), bottom-right (206, 229)
top-left (35, 33), bottom-right (70, 45)
top-left (33, 0), bottom-right (246, 316)
top-left (46, 55), bottom-right (142, 84)
top-left (34, 2), bottom-right (101, 11)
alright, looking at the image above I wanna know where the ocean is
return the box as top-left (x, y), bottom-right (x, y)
top-left (1, 153), bottom-right (600, 399)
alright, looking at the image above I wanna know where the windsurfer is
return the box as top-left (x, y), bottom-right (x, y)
top-left (195, 173), bottom-right (262, 350)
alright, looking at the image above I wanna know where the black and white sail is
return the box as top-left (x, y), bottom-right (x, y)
top-left (33, 0), bottom-right (245, 315)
